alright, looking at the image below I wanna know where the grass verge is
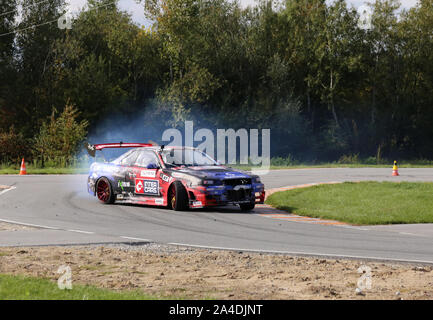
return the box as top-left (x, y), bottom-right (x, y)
top-left (265, 181), bottom-right (433, 225)
top-left (0, 274), bottom-right (161, 300)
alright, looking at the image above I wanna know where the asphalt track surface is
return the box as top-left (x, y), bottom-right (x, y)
top-left (1, 168), bottom-right (433, 264)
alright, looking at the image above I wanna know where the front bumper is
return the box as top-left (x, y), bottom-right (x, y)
top-left (187, 183), bottom-right (265, 208)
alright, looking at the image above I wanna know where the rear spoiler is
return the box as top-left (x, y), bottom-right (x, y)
top-left (84, 142), bottom-right (155, 158)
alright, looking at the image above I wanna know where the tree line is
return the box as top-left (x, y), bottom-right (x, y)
top-left (1, 0), bottom-right (433, 165)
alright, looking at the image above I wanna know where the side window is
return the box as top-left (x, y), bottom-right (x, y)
top-left (134, 151), bottom-right (159, 168)
top-left (120, 151), bottom-right (138, 166)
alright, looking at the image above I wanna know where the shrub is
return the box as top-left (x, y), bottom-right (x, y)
top-left (337, 153), bottom-right (360, 164)
top-left (33, 103), bottom-right (89, 167)
top-left (363, 156), bottom-right (378, 165)
top-left (0, 127), bottom-right (29, 164)
top-left (270, 155), bottom-right (298, 166)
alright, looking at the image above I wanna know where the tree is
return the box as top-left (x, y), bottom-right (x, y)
top-left (34, 103), bottom-right (89, 166)
top-left (0, 0), bottom-right (18, 131)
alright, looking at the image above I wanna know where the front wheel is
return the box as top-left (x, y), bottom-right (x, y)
top-left (168, 181), bottom-right (189, 211)
top-left (96, 177), bottom-right (115, 204)
top-left (239, 201), bottom-right (255, 212)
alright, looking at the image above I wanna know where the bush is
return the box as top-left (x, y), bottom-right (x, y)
top-left (363, 156), bottom-right (389, 165)
top-left (270, 155), bottom-right (298, 166)
top-left (363, 156), bottom-right (378, 165)
top-left (33, 103), bottom-right (89, 167)
top-left (337, 153), bottom-right (360, 164)
top-left (0, 127), bottom-right (29, 164)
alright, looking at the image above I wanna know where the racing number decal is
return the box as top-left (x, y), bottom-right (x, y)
top-left (135, 179), bottom-right (159, 196)
top-left (160, 173), bottom-right (172, 183)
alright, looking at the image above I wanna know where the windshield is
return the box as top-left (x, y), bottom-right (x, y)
top-left (161, 148), bottom-right (218, 167)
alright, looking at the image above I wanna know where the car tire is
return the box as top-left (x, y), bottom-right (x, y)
top-left (96, 177), bottom-right (115, 204)
top-left (169, 181), bottom-right (189, 211)
top-left (239, 201), bottom-right (255, 212)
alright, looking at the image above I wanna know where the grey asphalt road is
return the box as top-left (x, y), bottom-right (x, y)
top-left (1, 168), bottom-right (433, 263)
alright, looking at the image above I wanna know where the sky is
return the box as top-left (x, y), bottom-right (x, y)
top-left (67, 0), bottom-right (420, 27)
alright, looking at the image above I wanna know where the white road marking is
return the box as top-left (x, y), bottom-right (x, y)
top-left (340, 226), bottom-right (370, 231)
top-left (0, 218), bottom-right (93, 234)
top-left (167, 242), bottom-right (433, 264)
top-left (0, 218), bottom-right (59, 230)
top-left (120, 236), bottom-right (152, 242)
top-left (67, 229), bottom-right (94, 234)
top-left (0, 186), bottom-right (16, 196)
top-left (399, 232), bottom-right (417, 236)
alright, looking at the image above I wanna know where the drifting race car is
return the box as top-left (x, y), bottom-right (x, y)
top-left (86, 142), bottom-right (265, 211)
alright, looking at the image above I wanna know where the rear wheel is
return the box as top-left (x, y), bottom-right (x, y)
top-left (168, 181), bottom-right (189, 211)
top-left (96, 177), bottom-right (115, 204)
top-left (239, 201), bottom-right (255, 212)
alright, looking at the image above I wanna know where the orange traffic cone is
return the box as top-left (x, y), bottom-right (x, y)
top-left (392, 160), bottom-right (399, 176)
top-left (19, 158), bottom-right (27, 175)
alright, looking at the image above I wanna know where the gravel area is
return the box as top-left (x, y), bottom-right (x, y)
top-left (1, 244), bottom-right (433, 299)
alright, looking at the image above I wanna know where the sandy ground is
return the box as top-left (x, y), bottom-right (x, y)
top-left (1, 242), bottom-right (433, 299)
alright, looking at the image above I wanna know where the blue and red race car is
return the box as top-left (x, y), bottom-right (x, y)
top-left (86, 143), bottom-right (265, 211)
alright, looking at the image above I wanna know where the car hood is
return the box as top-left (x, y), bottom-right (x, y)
top-left (171, 166), bottom-right (252, 180)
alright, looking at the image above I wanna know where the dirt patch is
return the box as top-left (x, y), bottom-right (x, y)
top-left (0, 244), bottom-right (432, 299)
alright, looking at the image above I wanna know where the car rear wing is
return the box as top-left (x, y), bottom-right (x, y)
top-left (85, 142), bottom-right (154, 158)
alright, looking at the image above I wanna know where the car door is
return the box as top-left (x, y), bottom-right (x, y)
top-left (131, 150), bottom-right (161, 197)
top-left (118, 150), bottom-right (139, 195)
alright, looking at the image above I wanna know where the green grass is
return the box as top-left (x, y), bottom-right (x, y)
top-left (266, 181), bottom-right (433, 225)
top-left (0, 274), bottom-right (165, 300)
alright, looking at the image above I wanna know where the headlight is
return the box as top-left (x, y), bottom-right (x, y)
top-left (187, 176), bottom-right (203, 187)
top-left (188, 178), bottom-right (219, 187)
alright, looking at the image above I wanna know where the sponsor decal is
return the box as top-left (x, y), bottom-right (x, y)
top-left (118, 181), bottom-right (131, 190)
top-left (135, 179), bottom-right (159, 195)
top-left (160, 173), bottom-right (172, 183)
top-left (192, 201), bottom-right (202, 207)
top-left (154, 198), bottom-right (164, 205)
top-left (140, 170), bottom-right (156, 178)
